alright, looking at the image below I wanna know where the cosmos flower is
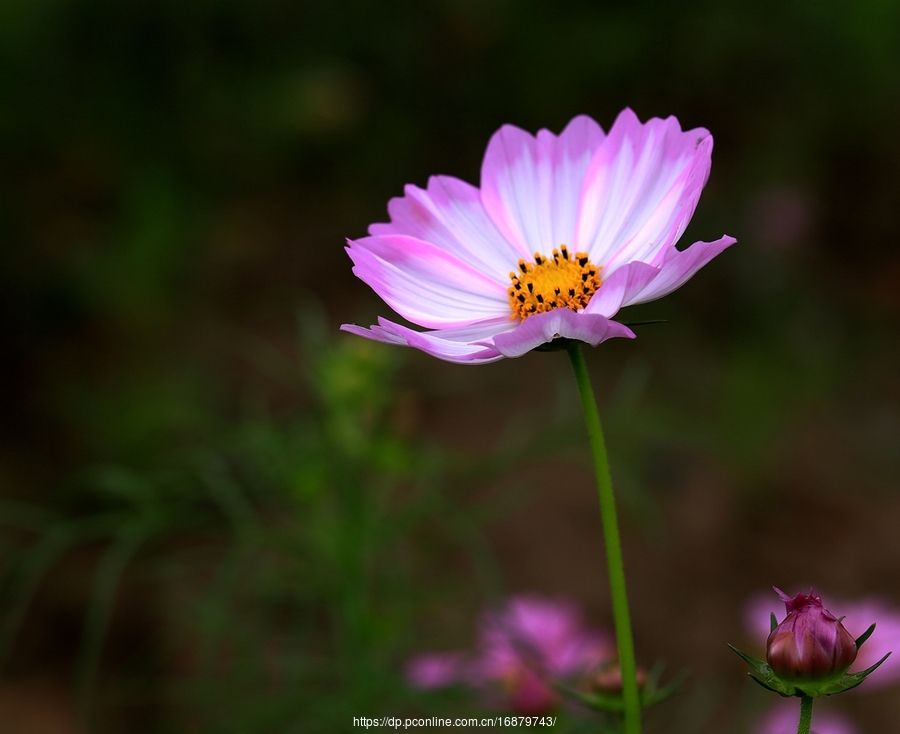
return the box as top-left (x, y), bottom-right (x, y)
top-left (744, 589), bottom-right (900, 691)
top-left (342, 109), bottom-right (735, 363)
top-left (405, 595), bottom-right (612, 714)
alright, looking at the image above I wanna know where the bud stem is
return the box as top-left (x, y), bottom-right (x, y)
top-left (567, 343), bottom-right (641, 734)
top-left (797, 694), bottom-right (813, 734)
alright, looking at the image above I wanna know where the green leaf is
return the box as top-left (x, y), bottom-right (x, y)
top-left (621, 319), bottom-right (668, 327)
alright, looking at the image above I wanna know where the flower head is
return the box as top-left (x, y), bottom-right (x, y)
top-left (731, 586), bottom-right (891, 697)
top-left (744, 589), bottom-right (900, 691)
top-left (405, 595), bottom-right (612, 714)
top-left (766, 588), bottom-right (857, 684)
top-left (342, 109), bottom-right (735, 363)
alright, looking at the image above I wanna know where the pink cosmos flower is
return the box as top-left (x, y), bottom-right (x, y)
top-left (744, 589), bottom-right (900, 690)
top-left (342, 109), bottom-right (736, 363)
top-left (754, 698), bottom-right (860, 734)
top-left (405, 595), bottom-right (613, 714)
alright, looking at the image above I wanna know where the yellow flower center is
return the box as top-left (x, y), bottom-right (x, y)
top-left (507, 245), bottom-right (602, 320)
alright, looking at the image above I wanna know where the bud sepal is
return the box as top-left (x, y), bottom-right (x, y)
top-left (729, 642), bottom-right (889, 697)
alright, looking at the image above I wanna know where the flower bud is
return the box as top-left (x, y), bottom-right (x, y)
top-left (588, 662), bottom-right (649, 693)
top-left (766, 587), bottom-right (857, 684)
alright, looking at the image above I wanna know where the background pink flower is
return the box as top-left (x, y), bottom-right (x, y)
top-left (404, 652), bottom-right (467, 690)
top-left (754, 698), bottom-right (860, 734)
top-left (475, 595), bottom-right (612, 681)
top-left (405, 595), bottom-right (613, 713)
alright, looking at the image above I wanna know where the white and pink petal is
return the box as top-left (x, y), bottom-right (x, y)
top-left (620, 235), bottom-right (737, 307)
top-left (369, 175), bottom-right (520, 279)
top-left (574, 108), bottom-right (713, 272)
top-left (346, 234), bottom-right (509, 329)
top-left (340, 316), bottom-right (512, 364)
top-left (480, 115), bottom-right (605, 259)
top-left (583, 261), bottom-right (661, 318)
top-left (492, 309), bottom-right (635, 359)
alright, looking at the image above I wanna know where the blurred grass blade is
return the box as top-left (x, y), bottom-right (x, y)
top-left (76, 521), bottom-right (151, 728)
top-left (1, 515), bottom-right (125, 671)
top-left (0, 527), bottom-right (76, 670)
top-left (195, 453), bottom-right (260, 540)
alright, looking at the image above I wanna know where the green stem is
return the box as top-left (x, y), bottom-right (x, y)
top-left (567, 343), bottom-right (641, 734)
top-left (797, 695), bottom-right (813, 734)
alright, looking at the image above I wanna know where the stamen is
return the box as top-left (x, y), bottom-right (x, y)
top-left (507, 246), bottom-right (602, 320)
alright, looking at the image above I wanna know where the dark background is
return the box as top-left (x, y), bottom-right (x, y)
top-left (1, 1), bottom-right (899, 732)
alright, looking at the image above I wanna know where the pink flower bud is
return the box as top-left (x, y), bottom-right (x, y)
top-left (589, 662), bottom-right (649, 693)
top-left (766, 587), bottom-right (857, 684)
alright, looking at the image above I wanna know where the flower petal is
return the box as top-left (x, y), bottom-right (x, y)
top-left (346, 234), bottom-right (509, 328)
top-left (340, 321), bottom-right (409, 348)
top-left (621, 235), bottom-right (736, 306)
top-left (340, 316), bottom-right (511, 364)
top-left (405, 652), bottom-right (467, 690)
top-left (481, 115), bottom-right (606, 259)
top-left (369, 175), bottom-right (520, 279)
top-left (492, 310), bottom-right (634, 358)
top-left (583, 260), bottom-right (661, 318)
top-left (574, 108), bottom-right (714, 272)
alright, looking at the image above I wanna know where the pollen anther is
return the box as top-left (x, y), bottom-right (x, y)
top-left (507, 246), bottom-right (602, 320)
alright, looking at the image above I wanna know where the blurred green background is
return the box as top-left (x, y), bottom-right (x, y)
top-left (2, 0), bottom-right (899, 732)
